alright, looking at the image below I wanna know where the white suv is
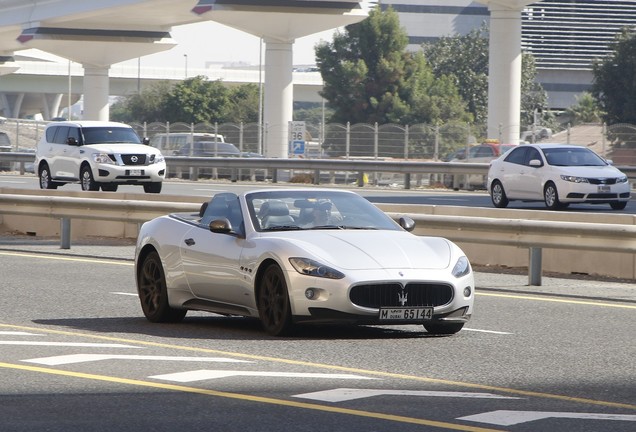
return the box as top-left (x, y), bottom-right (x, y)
top-left (35, 121), bottom-right (166, 193)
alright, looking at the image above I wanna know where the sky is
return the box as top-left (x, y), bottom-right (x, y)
top-left (117, 21), bottom-right (340, 69)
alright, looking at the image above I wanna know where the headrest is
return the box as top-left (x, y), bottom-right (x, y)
top-left (260, 200), bottom-right (289, 217)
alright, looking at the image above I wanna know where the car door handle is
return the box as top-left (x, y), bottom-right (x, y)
top-left (184, 238), bottom-right (195, 246)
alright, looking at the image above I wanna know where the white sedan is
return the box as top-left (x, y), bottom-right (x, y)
top-left (487, 143), bottom-right (631, 210)
top-left (135, 189), bottom-right (474, 336)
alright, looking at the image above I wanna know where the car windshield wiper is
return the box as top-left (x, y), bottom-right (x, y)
top-left (262, 225), bottom-right (304, 231)
top-left (308, 225), bottom-right (379, 230)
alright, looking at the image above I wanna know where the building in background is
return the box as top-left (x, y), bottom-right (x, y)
top-left (381, 0), bottom-right (636, 109)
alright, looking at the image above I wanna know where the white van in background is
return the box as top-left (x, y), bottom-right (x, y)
top-left (150, 132), bottom-right (225, 155)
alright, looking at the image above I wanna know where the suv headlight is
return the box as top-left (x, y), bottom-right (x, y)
top-left (92, 153), bottom-right (114, 164)
top-left (560, 175), bottom-right (589, 183)
top-left (289, 258), bottom-right (344, 279)
top-left (151, 154), bottom-right (165, 164)
top-left (452, 256), bottom-right (471, 278)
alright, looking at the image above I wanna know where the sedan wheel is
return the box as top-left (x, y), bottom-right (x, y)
top-left (80, 165), bottom-right (99, 191)
top-left (39, 163), bottom-right (57, 189)
top-left (544, 182), bottom-right (564, 210)
top-left (490, 180), bottom-right (509, 208)
top-left (137, 251), bottom-right (186, 323)
top-left (424, 322), bottom-right (464, 335)
top-left (258, 264), bottom-right (293, 336)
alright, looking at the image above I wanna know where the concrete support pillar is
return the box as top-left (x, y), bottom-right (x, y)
top-left (263, 40), bottom-right (294, 159)
top-left (486, 7), bottom-right (522, 144)
top-left (12, 93), bottom-right (24, 118)
top-left (50, 93), bottom-right (64, 119)
top-left (83, 65), bottom-right (110, 121)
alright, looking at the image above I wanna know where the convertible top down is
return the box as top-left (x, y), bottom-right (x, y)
top-left (135, 188), bottom-right (474, 336)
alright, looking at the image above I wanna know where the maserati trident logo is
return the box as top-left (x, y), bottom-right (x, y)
top-left (130, 155), bottom-right (138, 163)
top-left (398, 288), bottom-right (408, 306)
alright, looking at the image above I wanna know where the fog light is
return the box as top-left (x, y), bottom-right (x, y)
top-left (305, 288), bottom-right (316, 300)
top-left (463, 286), bottom-right (472, 297)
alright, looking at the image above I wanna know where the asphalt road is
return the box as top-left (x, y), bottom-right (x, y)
top-left (1, 173), bottom-right (635, 214)
top-left (0, 243), bottom-right (634, 431)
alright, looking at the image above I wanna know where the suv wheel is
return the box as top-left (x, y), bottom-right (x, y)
top-left (80, 165), bottom-right (99, 191)
top-left (39, 163), bottom-right (58, 189)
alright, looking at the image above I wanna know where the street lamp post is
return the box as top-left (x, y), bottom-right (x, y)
top-left (183, 54), bottom-right (188, 79)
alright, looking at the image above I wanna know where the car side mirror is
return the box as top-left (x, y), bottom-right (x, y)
top-left (66, 137), bottom-right (78, 146)
top-left (529, 159), bottom-right (543, 167)
top-left (142, 137), bottom-right (150, 145)
top-left (209, 218), bottom-right (232, 234)
top-left (399, 216), bottom-right (415, 232)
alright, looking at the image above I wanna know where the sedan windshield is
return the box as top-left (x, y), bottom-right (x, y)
top-left (542, 147), bottom-right (606, 167)
top-left (246, 190), bottom-right (400, 232)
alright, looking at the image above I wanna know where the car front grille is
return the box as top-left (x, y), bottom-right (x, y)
top-left (587, 178), bottom-right (618, 185)
top-left (121, 154), bottom-right (147, 165)
top-left (349, 283), bottom-right (454, 308)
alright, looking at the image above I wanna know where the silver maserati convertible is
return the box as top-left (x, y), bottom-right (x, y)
top-left (135, 188), bottom-right (474, 336)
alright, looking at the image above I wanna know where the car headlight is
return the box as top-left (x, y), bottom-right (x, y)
top-left (289, 257), bottom-right (345, 279)
top-left (616, 176), bottom-right (628, 184)
top-left (152, 154), bottom-right (165, 164)
top-left (92, 153), bottom-right (114, 164)
top-left (560, 175), bottom-right (589, 183)
top-left (452, 256), bottom-right (471, 278)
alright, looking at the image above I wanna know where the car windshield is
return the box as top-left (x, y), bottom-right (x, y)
top-left (542, 147), bottom-right (606, 167)
top-left (246, 190), bottom-right (400, 232)
top-left (82, 127), bottom-right (142, 145)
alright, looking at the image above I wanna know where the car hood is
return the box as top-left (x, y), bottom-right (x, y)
top-left (85, 143), bottom-right (162, 155)
top-left (556, 165), bottom-right (625, 177)
top-left (269, 230), bottom-right (453, 271)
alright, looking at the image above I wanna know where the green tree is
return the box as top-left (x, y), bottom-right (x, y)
top-left (315, 7), bottom-right (470, 126)
top-left (110, 80), bottom-right (173, 123)
top-left (165, 76), bottom-right (229, 124)
top-left (423, 25), bottom-right (551, 133)
top-left (592, 28), bottom-right (636, 125)
top-left (564, 92), bottom-right (604, 125)
top-left (225, 83), bottom-right (260, 123)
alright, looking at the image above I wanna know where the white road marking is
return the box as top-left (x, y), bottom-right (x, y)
top-left (150, 370), bottom-right (377, 383)
top-left (463, 328), bottom-right (513, 335)
top-left (111, 292), bottom-right (138, 297)
top-left (23, 354), bottom-right (252, 366)
top-left (458, 410), bottom-right (636, 426)
top-left (0, 341), bottom-right (139, 348)
top-left (293, 388), bottom-right (521, 402)
top-left (0, 331), bottom-right (43, 336)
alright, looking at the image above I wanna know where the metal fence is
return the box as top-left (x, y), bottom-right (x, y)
top-left (1, 117), bottom-right (636, 163)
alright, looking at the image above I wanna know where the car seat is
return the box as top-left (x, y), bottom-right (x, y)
top-left (258, 200), bottom-right (295, 229)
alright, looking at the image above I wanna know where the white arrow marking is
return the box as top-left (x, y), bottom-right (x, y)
top-left (111, 292), bottom-right (138, 297)
top-left (293, 388), bottom-right (520, 402)
top-left (0, 341), bottom-right (139, 348)
top-left (463, 328), bottom-right (513, 335)
top-left (150, 370), bottom-right (376, 383)
top-left (23, 354), bottom-right (252, 366)
top-left (458, 410), bottom-right (636, 426)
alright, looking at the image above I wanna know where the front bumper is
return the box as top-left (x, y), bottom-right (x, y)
top-left (95, 162), bottom-right (166, 183)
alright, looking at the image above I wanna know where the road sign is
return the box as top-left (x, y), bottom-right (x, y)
top-left (289, 121), bottom-right (306, 155)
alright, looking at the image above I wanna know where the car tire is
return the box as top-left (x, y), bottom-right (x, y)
top-left (490, 180), bottom-right (509, 208)
top-left (258, 264), bottom-right (293, 336)
top-left (423, 322), bottom-right (464, 335)
top-left (143, 182), bottom-right (162, 194)
top-left (544, 182), bottom-right (564, 210)
top-left (39, 163), bottom-right (58, 189)
top-left (137, 251), bottom-right (186, 323)
top-left (80, 164), bottom-right (99, 191)
top-left (610, 202), bottom-right (627, 210)
top-left (101, 183), bottom-right (118, 192)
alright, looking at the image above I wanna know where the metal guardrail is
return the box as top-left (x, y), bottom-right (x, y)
top-left (1, 151), bottom-right (635, 188)
top-left (1, 193), bottom-right (635, 285)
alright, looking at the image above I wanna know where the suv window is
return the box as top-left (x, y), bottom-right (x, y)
top-left (52, 126), bottom-right (70, 144)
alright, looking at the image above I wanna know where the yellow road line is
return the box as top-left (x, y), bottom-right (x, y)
top-left (476, 291), bottom-right (636, 309)
top-left (0, 250), bottom-right (132, 266)
top-left (1, 323), bottom-right (634, 411)
top-left (0, 361), bottom-right (504, 432)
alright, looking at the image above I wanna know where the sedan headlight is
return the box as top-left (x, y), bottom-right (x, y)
top-left (616, 176), bottom-right (628, 184)
top-left (92, 153), bottom-right (114, 164)
top-left (560, 175), bottom-right (589, 183)
top-left (289, 258), bottom-right (344, 279)
top-left (452, 256), bottom-right (471, 278)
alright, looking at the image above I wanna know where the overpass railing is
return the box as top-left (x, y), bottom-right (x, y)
top-left (1, 193), bottom-right (635, 285)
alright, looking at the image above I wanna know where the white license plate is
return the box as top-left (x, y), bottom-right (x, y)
top-left (129, 169), bottom-right (143, 176)
top-left (379, 307), bottom-right (433, 321)
top-left (597, 185), bottom-right (610, 192)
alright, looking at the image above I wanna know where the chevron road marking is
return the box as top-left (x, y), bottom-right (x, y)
top-left (23, 354), bottom-right (253, 366)
top-left (293, 388), bottom-right (521, 402)
top-left (150, 370), bottom-right (377, 383)
top-left (457, 410), bottom-right (636, 426)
